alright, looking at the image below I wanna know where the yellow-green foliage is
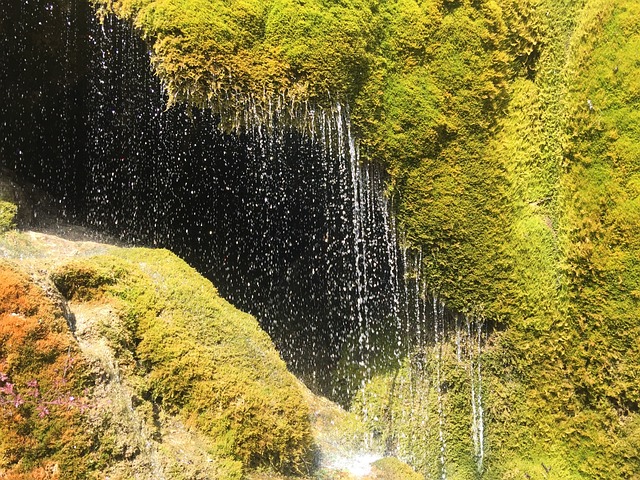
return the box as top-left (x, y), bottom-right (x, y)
top-left (52, 248), bottom-right (314, 476)
top-left (0, 201), bottom-right (17, 233)
top-left (92, 0), bottom-right (377, 111)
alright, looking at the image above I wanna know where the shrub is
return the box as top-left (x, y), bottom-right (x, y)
top-left (0, 201), bottom-right (17, 233)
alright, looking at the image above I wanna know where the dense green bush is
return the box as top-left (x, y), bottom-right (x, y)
top-left (0, 201), bottom-right (17, 233)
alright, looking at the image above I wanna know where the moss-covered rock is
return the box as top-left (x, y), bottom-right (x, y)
top-left (92, 0), bottom-right (378, 119)
top-left (51, 248), bottom-right (315, 476)
top-left (368, 457), bottom-right (422, 480)
top-left (1, 232), bottom-right (315, 478)
top-left (6, 0), bottom-right (640, 477)
top-left (353, 338), bottom-right (485, 479)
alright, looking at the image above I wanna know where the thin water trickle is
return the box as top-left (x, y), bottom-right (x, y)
top-left (473, 319), bottom-right (486, 474)
top-left (433, 297), bottom-right (448, 480)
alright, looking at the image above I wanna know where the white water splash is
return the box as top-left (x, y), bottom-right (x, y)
top-left (326, 452), bottom-right (383, 477)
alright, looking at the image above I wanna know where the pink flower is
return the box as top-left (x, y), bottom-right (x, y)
top-left (13, 394), bottom-right (24, 408)
top-left (0, 382), bottom-right (15, 395)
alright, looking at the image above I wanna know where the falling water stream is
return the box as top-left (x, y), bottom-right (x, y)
top-left (0, 0), bottom-right (489, 476)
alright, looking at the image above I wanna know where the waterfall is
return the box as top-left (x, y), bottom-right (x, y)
top-left (469, 318), bottom-right (486, 474)
top-left (1, 1), bottom-right (490, 475)
top-left (356, 262), bottom-right (489, 478)
top-left (63, 7), bottom-right (408, 402)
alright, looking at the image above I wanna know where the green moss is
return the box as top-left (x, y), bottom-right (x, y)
top-left (370, 457), bottom-right (422, 479)
top-left (473, 0), bottom-right (640, 477)
top-left (0, 201), bottom-right (17, 233)
top-left (554, 1), bottom-right (640, 475)
top-left (93, 0), bottom-right (378, 117)
top-left (51, 259), bottom-right (125, 300)
top-left (353, 0), bottom-right (512, 315)
top-left (51, 248), bottom-right (313, 476)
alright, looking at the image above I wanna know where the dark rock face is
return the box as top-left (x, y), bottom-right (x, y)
top-left (0, 0), bottom-right (91, 205)
top-left (0, 169), bottom-right (61, 228)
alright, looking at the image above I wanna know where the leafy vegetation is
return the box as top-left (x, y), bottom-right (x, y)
top-left (0, 201), bottom-right (17, 233)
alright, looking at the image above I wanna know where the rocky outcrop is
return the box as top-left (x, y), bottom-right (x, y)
top-left (0, 227), bottom-right (420, 479)
top-left (0, 230), bottom-right (313, 479)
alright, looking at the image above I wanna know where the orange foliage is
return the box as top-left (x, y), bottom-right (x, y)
top-left (0, 262), bottom-right (89, 477)
top-left (0, 462), bottom-right (61, 480)
top-left (0, 264), bottom-right (55, 317)
top-left (0, 264), bottom-right (73, 383)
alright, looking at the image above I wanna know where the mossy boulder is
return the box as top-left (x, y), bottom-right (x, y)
top-left (1, 233), bottom-right (314, 478)
top-left (353, 344), bottom-right (484, 479)
top-left (368, 457), bottom-right (422, 480)
top-left (51, 248), bottom-right (314, 476)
